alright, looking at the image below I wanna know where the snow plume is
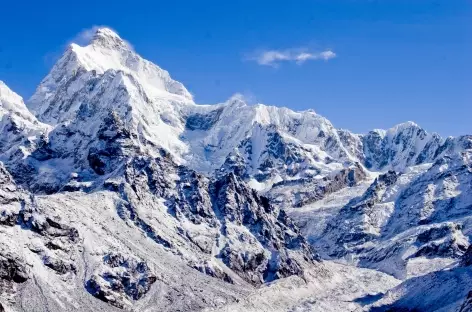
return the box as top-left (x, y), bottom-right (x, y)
top-left (69, 25), bottom-right (134, 50)
top-left (248, 48), bottom-right (336, 67)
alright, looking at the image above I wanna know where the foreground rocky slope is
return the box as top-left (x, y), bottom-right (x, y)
top-left (0, 28), bottom-right (470, 311)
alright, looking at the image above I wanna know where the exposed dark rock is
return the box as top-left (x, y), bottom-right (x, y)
top-left (86, 253), bottom-right (157, 308)
top-left (459, 291), bottom-right (472, 312)
top-left (0, 163), bottom-right (23, 226)
top-left (0, 209), bottom-right (19, 227)
top-left (414, 238), bottom-right (468, 259)
top-left (185, 108), bottom-right (223, 131)
top-left (43, 255), bottom-right (77, 275)
top-left (462, 245), bottom-right (472, 267)
top-left (0, 253), bottom-right (29, 283)
top-left (210, 173), bottom-right (318, 284)
top-left (0, 253), bottom-right (28, 312)
top-left (320, 171), bottom-right (399, 257)
top-left (19, 209), bottom-right (79, 243)
top-left (45, 240), bottom-right (67, 251)
top-left (173, 169), bottom-right (216, 225)
top-left (192, 260), bottom-right (234, 284)
top-left (121, 155), bottom-right (318, 286)
top-left (87, 111), bottom-right (135, 175)
top-left (292, 164), bottom-right (367, 208)
top-left (30, 135), bottom-right (57, 161)
top-left (218, 151), bottom-right (249, 179)
top-left (86, 276), bottom-right (126, 309)
top-left (416, 223), bottom-right (462, 244)
top-left (413, 223), bottom-right (468, 259)
top-left (220, 248), bottom-right (267, 284)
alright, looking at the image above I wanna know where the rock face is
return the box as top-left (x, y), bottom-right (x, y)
top-left (0, 251), bottom-right (29, 310)
top-left (120, 155), bottom-right (318, 286)
top-left (459, 291), bottom-right (472, 312)
top-left (0, 163), bottom-right (23, 227)
top-left (319, 170), bottom-right (399, 258)
top-left (0, 81), bottom-right (50, 161)
top-left (0, 27), bottom-right (470, 312)
top-left (463, 245), bottom-right (472, 267)
top-left (301, 146), bottom-right (472, 280)
top-left (362, 122), bottom-right (442, 171)
top-left (209, 173), bottom-right (318, 284)
top-left (86, 253), bottom-right (157, 308)
top-left (0, 252), bottom-right (29, 284)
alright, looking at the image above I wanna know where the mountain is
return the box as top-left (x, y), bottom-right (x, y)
top-left (0, 27), bottom-right (470, 312)
top-left (0, 81), bottom-right (50, 161)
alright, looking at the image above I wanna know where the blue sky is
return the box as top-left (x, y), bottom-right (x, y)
top-left (0, 0), bottom-right (470, 136)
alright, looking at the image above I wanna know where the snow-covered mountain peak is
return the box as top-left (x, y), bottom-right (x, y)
top-left (0, 81), bottom-right (38, 123)
top-left (0, 80), bottom-right (22, 102)
top-left (0, 81), bottom-right (50, 163)
top-left (385, 121), bottom-right (422, 137)
top-left (28, 27), bottom-right (192, 125)
top-left (69, 28), bottom-right (192, 101)
top-left (89, 27), bottom-right (130, 50)
top-left (226, 93), bottom-right (249, 108)
top-left (361, 121), bottom-right (445, 171)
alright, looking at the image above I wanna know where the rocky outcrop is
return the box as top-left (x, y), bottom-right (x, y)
top-left (0, 251), bottom-right (29, 307)
top-left (119, 155), bottom-right (318, 285)
top-left (43, 255), bottom-right (77, 275)
top-left (19, 209), bottom-right (80, 243)
top-left (289, 163), bottom-right (367, 208)
top-left (413, 223), bottom-right (469, 259)
top-left (462, 245), bottom-right (472, 267)
top-left (320, 171), bottom-right (399, 257)
top-left (459, 291), bottom-right (472, 312)
top-left (0, 163), bottom-right (23, 227)
top-left (210, 173), bottom-right (318, 284)
top-left (191, 260), bottom-right (234, 284)
top-left (86, 253), bottom-right (157, 308)
top-left (185, 108), bottom-right (223, 131)
top-left (0, 162), bottom-right (80, 281)
top-left (0, 252), bottom-right (29, 284)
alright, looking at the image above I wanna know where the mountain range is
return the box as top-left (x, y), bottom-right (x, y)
top-left (0, 28), bottom-right (471, 312)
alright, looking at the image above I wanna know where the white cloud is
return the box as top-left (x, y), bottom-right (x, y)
top-left (248, 48), bottom-right (336, 67)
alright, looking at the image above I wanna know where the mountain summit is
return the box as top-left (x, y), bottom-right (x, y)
top-left (90, 27), bottom-right (131, 49)
top-left (28, 27), bottom-right (192, 125)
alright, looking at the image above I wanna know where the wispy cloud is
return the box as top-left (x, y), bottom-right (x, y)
top-left (248, 48), bottom-right (336, 67)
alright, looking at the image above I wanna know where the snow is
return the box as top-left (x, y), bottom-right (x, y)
top-left (29, 27), bottom-right (191, 124)
top-left (288, 179), bottom-right (374, 243)
top-left (204, 261), bottom-right (400, 312)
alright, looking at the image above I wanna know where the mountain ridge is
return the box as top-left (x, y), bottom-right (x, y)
top-left (0, 27), bottom-right (470, 312)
